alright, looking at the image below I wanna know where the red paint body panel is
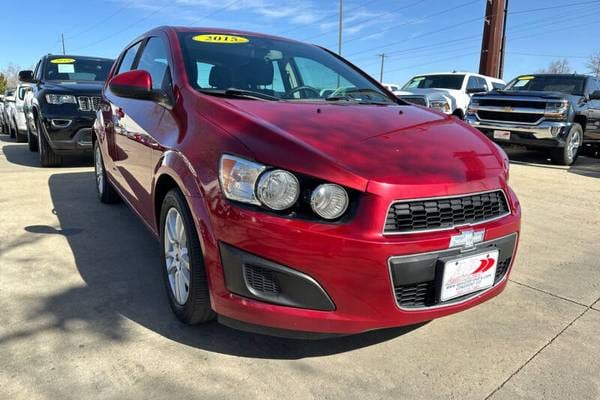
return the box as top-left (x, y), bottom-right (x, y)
top-left (95, 26), bottom-right (521, 335)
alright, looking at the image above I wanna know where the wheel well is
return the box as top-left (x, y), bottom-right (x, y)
top-left (154, 175), bottom-right (179, 229)
top-left (452, 108), bottom-right (464, 119)
top-left (573, 115), bottom-right (587, 130)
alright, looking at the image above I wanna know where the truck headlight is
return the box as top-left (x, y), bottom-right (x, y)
top-left (45, 94), bottom-right (77, 105)
top-left (544, 101), bottom-right (569, 120)
top-left (310, 184), bottom-right (349, 220)
top-left (430, 100), bottom-right (451, 114)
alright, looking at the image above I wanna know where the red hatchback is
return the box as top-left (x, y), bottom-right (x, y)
top-left (93, 27), bottom-right (521, 337)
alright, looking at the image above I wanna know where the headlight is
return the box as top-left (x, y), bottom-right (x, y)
top-left (219, 154), bottom-right (266, 205)
top-left (256, 169), bottom-right (300, 210)
top-left (467, 99), bottom-right (479, 114)
top-left (430, 100), bottom-right (451, 114)
top-left (45, 94), bottom-right (77, 105)
top-left (310, 184), bottom-right (349, 220)
top-left (544, 101), bottom-right (569, 120)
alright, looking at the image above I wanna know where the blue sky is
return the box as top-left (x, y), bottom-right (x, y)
top-left (1, 0), bottom-right (599, 85)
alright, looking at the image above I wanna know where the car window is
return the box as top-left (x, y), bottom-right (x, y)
top-left (44, 57), bottom-right (113, 82)
top-left (467, 76), bottom-right (479, 90)
top-left (403, 75), bottom-right (465, 90)
top-left (504, 75), bottom-right (586, 95)
top-left (492, 82), bottom-right (505, 90)
top-left (137, 37), bottom-right (170, 91)
top-left (117, 41), bottom-right (142, 75)
top-left (17, 86), bottom-right (30, 100)
top-left (33, 60), bottom-right (41, 81)
top-left (477, 77), bottom-right (488, 90)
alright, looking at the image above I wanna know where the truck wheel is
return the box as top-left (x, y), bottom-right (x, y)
top-left (550, 123), bottom-right (582, 166)
top-left (9, 123), bottom-right (16, 139)
top-left (27, 123), bottom-right (38, 152)
top-left (15, 120), bottom-right (27, 143)
top-left (37, 117), bottom-right (62, 167)
top-left (94, 141), bottom-right (120, 204)
top-left (160, 189), bottom-right (215, 325)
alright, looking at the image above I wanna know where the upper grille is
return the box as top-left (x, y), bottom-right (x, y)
top-left (478, 99), bottom-right (546, 109)
top-left (385, 190), bottom-right (510, 234)
top-left (477, 110), bottom-right (542, 124)
top-left (401, 96), bottom-right (428, 106)
top-left (244, 264), bottom-right (281, 294)
top-left (77, 96), bottom-right (101, 112)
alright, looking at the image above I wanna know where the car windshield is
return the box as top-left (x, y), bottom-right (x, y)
top-left (402, 74), bottom-right (465, 90)
top-left (504, 75), bottom-right (586, 96)
top-left (178, 32), bottom-right (395, 104)
top-left (44, 57), bottom-right (113, 82)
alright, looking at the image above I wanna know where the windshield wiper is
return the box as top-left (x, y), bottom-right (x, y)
top-left (326, 87), bottom-right (394, 105)
top-left (199, 88), bottom-right (280, 101)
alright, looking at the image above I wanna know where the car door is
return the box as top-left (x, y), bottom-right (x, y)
top-left (105, 36), bottom-right (172, 224)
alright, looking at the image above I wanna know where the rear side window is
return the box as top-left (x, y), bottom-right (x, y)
top-left (492, 82), bottom-right (505, 90)
top-left (117, 42), bottom-right (142, 75)
top-left (137, 37), bottom-right (170, 90)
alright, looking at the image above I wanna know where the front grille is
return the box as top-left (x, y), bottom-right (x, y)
top-left (244, 265), bottom-right (281, 294)
top-left (77, 96), bottom-right (101, 112)
top-left (394, 256), bottom-right (513, 308)
top-left (478, 99), bottom-right (546, 109)
top-left (477, 110), bottom-right (542, 124)
top-left (385, 190), bottom-right (510, 234)
top-left (402, 96), bottom-right (428, 106)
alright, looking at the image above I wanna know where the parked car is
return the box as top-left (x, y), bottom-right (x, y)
top-left (466, 74), bottom-right (600, 165)
top-left (3, 89), bottom-right (17, 138)
top-left (382, 83), bottom-right (400, 92)
top-left (94, 27), bottom-right (521, 337)
top-left (394, 72), bottom-right (505, 118)
top-left (12, 84), bottom-right (32, 142)
top-left (0, 95), bottom-right (7, 134)
top-left (18, 54), bottom-right (114, 165)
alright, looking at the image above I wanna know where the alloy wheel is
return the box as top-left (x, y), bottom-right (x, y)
top-left (164, 207), bottom-right (190, 305)
top-left (95, 146), bottom-right (104, 195)
top-left (567, 130), bottom-right (581, 161)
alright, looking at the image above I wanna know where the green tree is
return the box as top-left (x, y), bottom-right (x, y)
top-left (0, 73), bottom-right (7, 94)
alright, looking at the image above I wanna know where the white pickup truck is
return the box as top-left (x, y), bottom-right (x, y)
top-left (394, 72), bottom-right (505, 119)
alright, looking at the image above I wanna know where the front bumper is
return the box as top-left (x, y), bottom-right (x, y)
top-left (41, 114), bottom-right (95, 154)
top-left (466, 115), bottom-right (571, 148)
top-left (190, 187), bottom-right (521, 336)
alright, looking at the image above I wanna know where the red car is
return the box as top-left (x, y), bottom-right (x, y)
top-left (94, 27), bottom-right (521, 337)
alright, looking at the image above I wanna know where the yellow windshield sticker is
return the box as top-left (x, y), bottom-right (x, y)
top-left (518, 75), bottom-right (534, 80)
top-left (192, 34), bottom-right (249, 44)
top-left (50, 58), bottom-right (76, 64)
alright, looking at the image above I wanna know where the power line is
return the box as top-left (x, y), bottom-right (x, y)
top-left (64, 4), bottom-right (128, 40)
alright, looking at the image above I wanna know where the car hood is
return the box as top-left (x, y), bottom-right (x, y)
top-left (42, 81), bottom-right (104, 94)
top-left (478, 90), bottom-right (581, 102)
top-left (210, 98), bottom-right (506, 194)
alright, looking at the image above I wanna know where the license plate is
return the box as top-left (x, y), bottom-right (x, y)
top-left (493, 130), bottom-right (511, 140)
top-left (440, 250), bottom-right (499, 302)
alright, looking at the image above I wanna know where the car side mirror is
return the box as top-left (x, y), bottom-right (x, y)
top-left (466, 87), bottom-right (487, 94)
top-left (18, 70), bottom-right (35, 83)
top-left (589, 90), bottom-right (600, 100)
top-left (109, 70), bottom-right (172, 109)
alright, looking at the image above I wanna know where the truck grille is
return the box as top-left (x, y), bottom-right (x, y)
top-left (478, 99), bottom-right (546, 109)
top-left (77, 96), bottom-right (101, 112)
top-left (401, 96), bottom-right (428, 107)
top-left (477, 110), bottom-right (542, 124)
top-left (384, 190), bottom-right (510, 234)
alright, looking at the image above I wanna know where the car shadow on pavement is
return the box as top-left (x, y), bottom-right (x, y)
top-left (503, 146), bottom-right (600, 178)
top-left (1, 136), bottom-right (92, 168)
top-left (36, 170), bottom-right (425, 359)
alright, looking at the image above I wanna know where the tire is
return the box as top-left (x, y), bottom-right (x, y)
top-left (9, 123), bottom-right (16, 139)
top-left (452, 109), bottom-right (464, 120)
top-left (94, 141), bottom-right (120, 204)
top-left (160, 189), bottom-right (215, 325)
top-left (550, 123), bottom-right (582, 166)
top-left (36, 116), bottom-right (62, 167)
top-left (27, 123), bottom-right (38, 152)
top-left (15, 121), bottom-right (27, 143)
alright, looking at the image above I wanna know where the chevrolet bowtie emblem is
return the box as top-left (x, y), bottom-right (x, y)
top-left (449, 230), bottom-right (485, 249)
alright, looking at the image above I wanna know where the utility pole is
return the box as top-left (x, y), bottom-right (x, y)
top-left (338, 0), bottom-right (343, 56)
top-left (378, 53), bottom-right (387, 82)
top-left (479, 0), bottom-right (507, 79)
top-left (61, 33), bottom-right (66, 55)
top-left (498, 0), bottom-right (509, 79)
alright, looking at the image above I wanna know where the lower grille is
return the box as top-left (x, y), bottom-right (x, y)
top-left (244, 264), bottom-right (281, 294)
top-left (394, 257), bottom-right (513, 308)
top-left (385, 190), bottom-right (510, 234)
top-left (401, 96), bottom-right (428, 106)
top-left (77, 96), bottom-right (101, 112)
top-left (477, 110), bottom-right (542, 124)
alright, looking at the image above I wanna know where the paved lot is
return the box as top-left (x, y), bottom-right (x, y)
top-left (1, 136), bottom-right (599, 400)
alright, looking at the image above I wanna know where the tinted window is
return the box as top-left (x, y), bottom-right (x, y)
top-left (17, 86), bottom-right (30, 100)
top-left (504, 75), bottom-right (586, 95)
top-left (467, 76), bottom-right (483, 90)
top-left (178, 32), bottom-right (393, 103)
top-left (137, 37), bottom-right (170, 90)
top-left (44, 57), bottom-right (113, 82)
top-left (403, 74), bottom-right (465, 90)
top-left (492, 82), bottom-right (505, 90)
top-left (117, 42), bottom-right (142, 75)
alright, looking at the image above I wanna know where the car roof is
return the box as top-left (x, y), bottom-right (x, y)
top-left (515, 73), bottom-right (590, 79)
top-left (413, 71), bottom-right (502, 80)
top-left (44, 54), bottom-right (114, 62)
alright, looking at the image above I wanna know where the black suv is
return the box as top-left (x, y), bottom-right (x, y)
top-left (18, 55), bottom-right (114, 166)
top-left (466, 74), bottom-right (600, 165)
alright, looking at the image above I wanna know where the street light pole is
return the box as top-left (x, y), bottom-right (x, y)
top-left (378, 53), bottom-right (387, 82)
top-left (61, 33), bottom-right (66, 55)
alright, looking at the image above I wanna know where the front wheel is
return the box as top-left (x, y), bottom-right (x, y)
top-left (160, 189), bottom-right (215, 325)
top-left (27, 123), bottom-right (38, 152)
top-left (37, 117), bottom-right (62, 167)
top-left (94, 141), bottom-right (120, 203)
top-left (550, 123), bottom-right (582, 166)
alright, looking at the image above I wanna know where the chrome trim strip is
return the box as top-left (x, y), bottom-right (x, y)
top-left (473, 105), bottom-right (545, 114)
top-left (382, 189), bottom-right (511, 236)
top-left (387, 232), bottom-right (518, 311)
top-left (50, 119), bottom-right (72, 128)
